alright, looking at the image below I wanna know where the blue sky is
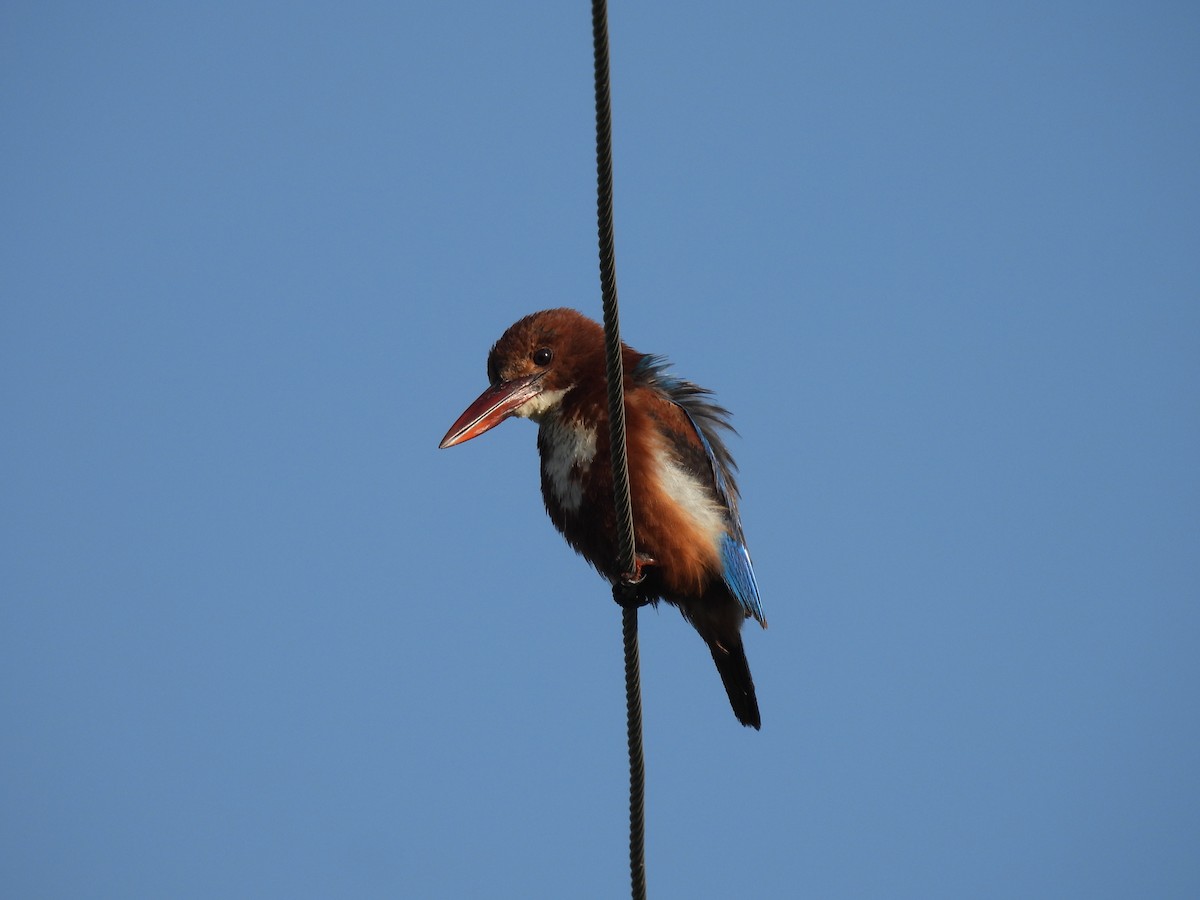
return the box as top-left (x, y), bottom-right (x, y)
top-left (3, 2), bottom-right (1197, 897)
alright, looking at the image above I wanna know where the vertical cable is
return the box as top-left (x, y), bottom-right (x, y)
top-left (591, 2), bottom-right (647, 898)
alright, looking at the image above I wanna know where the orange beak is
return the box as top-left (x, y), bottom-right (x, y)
top-left (438, 373), bottom-right (544, 448)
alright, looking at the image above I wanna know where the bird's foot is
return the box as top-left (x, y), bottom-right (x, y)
top-left (613, 554), bottom-right (655, 609)
top-left (622, 553), bottom-right (656, 586)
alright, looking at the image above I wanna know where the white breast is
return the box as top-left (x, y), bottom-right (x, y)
top-left (539, 416), bottom-right (598, 513)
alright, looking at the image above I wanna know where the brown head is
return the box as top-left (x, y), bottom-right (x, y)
top-left (438, 309), bottom-right (608, 448)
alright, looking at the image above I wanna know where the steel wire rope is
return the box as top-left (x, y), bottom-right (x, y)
top-left (591, 2), bottom-right (647, 899)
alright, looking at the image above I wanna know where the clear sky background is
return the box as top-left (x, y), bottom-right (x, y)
top-left (3, 3), bottom-right (1198, 898)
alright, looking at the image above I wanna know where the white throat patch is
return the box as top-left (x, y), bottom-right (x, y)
top-left (516, 388), bottom-right (567, 423)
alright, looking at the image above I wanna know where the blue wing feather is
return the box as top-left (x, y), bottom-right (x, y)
top-left (633, 355), bottom-right (766, 626)
top-left (720, 532), bottom-right (765, 625)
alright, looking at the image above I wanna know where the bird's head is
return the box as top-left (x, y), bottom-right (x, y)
top-left (439, 308), bottom-right (605, 448)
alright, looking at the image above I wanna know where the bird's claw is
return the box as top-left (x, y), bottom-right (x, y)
top-left (621, 553), bottom-right (657, 586)
top-left (612, 554), bottom-right (656, 609)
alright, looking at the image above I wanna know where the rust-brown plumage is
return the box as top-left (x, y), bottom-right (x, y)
top-left (441, 309), bottom-right (766, 727)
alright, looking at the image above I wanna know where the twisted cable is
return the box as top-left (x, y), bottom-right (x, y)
top-left (592, 2), bottom-right (647, 898)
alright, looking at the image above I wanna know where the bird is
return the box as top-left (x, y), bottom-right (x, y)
top-left (439, 308), bottom-right (766, 728)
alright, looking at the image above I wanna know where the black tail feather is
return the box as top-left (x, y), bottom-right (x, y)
top-left (709, 636), bottom-right (761, 729)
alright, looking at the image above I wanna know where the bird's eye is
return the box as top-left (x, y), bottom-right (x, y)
top-left (533, 347), bottom-right (553, 366)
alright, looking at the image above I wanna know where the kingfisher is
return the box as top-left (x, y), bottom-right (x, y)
top-left (439, 308), bottom-right (766, 728)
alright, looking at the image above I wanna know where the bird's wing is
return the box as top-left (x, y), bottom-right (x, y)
top-left (633, 356), bottom-right (766, 626)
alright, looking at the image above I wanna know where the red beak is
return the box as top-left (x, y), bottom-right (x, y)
top-left (439, 373), bottom-right (544, 448)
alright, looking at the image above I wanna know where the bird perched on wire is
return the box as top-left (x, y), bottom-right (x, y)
top-left (439, 308), bottom-right (766, 728)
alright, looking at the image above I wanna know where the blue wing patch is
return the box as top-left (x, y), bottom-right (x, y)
top-left (633, 355), bottom-right (766, 627)
top-left (720, 532), bottom-right (765, 626)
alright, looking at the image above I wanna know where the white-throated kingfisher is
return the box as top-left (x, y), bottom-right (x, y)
top-left (439, 309), bottom-right (766, 728)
